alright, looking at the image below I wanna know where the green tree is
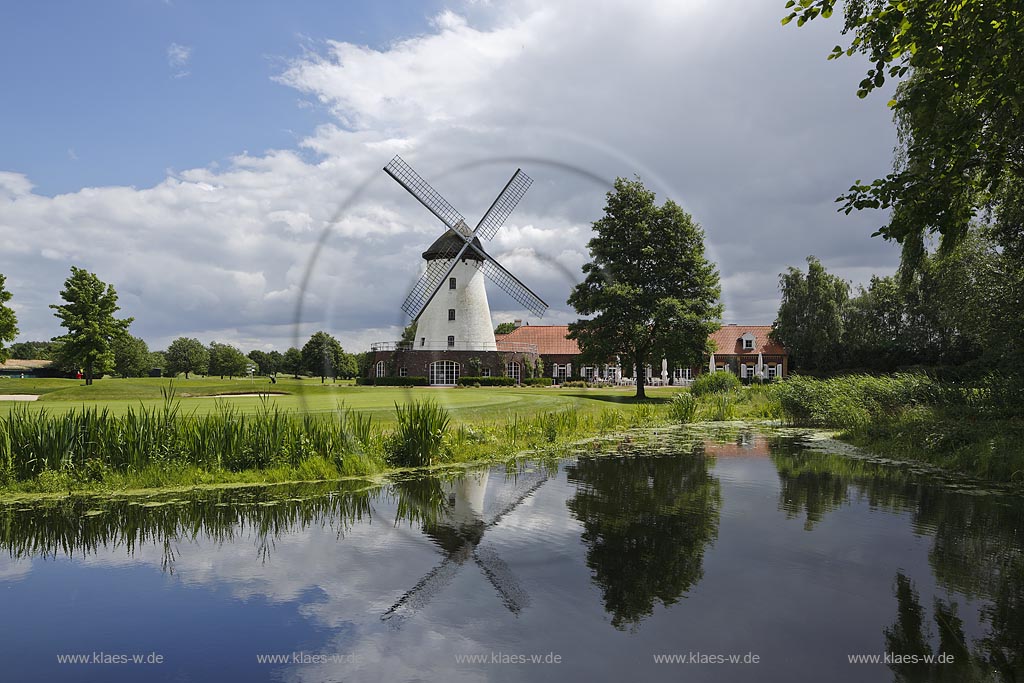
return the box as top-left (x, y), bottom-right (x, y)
top-left (337, 352), bottom-right (359, 379)
top-left (567, 177), bottom-right (722, 399)
top-left (266, 350), bottom-right (283, 377)
top-left (400, 321), bottom-right (418, 344)
top-left (207, 342), bottom-right (249, 379)
top-left (148, 350), bottom-right (167, 376)
top-left (783, 1), bottom-right (1024, 257)
top-left (112, 334), bottom-right (151, 378)
top-left (494, 321), bottom-right (517, 335)
top-left (247, 350), bottom-right (274, 376)
top-left (165, 337), bottom-right (209, 378)
top-left (282, 347), bottom-right (303, 379)
top-left (49, 267), bottom-right (133, 385)
top-left (0, 274), bottom-right (18, 363)
top-left (770, 256), bottom-right (849, 371)
top-left (301, 331), bottom-right (345, 383)
top-left (7, 341), bottom-right (54, 360)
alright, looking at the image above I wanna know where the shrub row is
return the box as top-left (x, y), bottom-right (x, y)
top-left (521, 377), bottom-right (553, 386)
top-left (690, 371), bottom-right (742, 396)
top-left (457, 376), bottom-right (515, 387)
top-left (355, 376), bottom-right (429, 386)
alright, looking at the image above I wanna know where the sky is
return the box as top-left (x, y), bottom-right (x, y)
top-left (0, 0), bottom-right (900, 353)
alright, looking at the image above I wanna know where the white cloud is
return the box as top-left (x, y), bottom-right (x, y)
top-left (167, 42), bottom-right (192, 78)
top-left (1, 1), bottom-right (900, 352)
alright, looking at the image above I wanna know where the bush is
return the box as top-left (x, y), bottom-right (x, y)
top-left (457, 376), bottom-right (515, 387)
top-left (667, 392), bottom-right (698, 423)
top-left (560, 380), bottom-right (590, 388)
top-left (387, 399), bottom-right (451, 467)
top-left (356, 376), bottom-right (428, 386)
top-left (521, 377), bottom-right (553, 387)
top-left (690, 372), bottom-right (741, 396)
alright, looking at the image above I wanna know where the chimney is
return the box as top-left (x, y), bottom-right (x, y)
top-left (513, 319), bottom-right (522, 328)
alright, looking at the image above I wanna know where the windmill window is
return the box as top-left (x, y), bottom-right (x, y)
top-left (448, 308), bottom-right (456, 321)
top-left (449, 277), bottom-right (457, 290)
top-left (420, 337), bottom-right (425, 347)
top-left (447, 335), bottom-right (455, 348)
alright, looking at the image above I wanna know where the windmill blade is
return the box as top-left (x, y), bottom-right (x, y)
top-left (481, 469), bottom-right (551, 528)
top-left (384, 155), bottom-right (468, 234)
top-left (473, 169), bottom-right (533, 241)
top-left (401, 241), bottom-right (469, 320)
top-left (382, 544), bottom-right (472, 623)
top-left (474, 546), bottom-right (531, 614)
top-left (467, 245), bottom-right (548, 318)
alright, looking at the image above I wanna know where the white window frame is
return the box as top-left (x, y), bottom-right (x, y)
top-left (429, 360), bottom-right (460, 386)
top-left (507, 361), bottom-right (521, 383)
top-left (399, 367), bottom-right (408, 377)
top-left (482, 368), bottom-right (491, 377)
top-left (375, 360), bottom-right (386, 378)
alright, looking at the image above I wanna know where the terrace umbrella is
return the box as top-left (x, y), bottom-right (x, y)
top-left (709, 353), bottom-right (716, 373)
top-left (756, 352), bottom-right (764, 380)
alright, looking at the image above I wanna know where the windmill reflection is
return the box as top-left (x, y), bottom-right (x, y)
top-left (384, 466), bottom-right (551, 622)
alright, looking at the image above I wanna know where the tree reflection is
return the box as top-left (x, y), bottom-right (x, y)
top-left (0, 480), bottom-right (374, 570)
top-left (767, 436), bottom-right (1024, 680)
top-left (565, 452), bottom-right (721, 630)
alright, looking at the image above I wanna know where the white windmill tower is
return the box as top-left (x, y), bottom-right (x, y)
top-left (383, 156), bottom-right (548, 351)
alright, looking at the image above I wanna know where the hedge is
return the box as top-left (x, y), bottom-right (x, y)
top-left (521, 377), bottom-right (553, 387)
top-left (355, 376), bottom-right (429, 386)
top-left (457, 376), bottom-right (515, 387)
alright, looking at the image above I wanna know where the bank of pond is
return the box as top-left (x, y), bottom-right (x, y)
top-left (0, 372), bottom-right (1021, 496)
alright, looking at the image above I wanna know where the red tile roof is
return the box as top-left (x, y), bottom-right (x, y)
top-left (495, 325), bottom-right (580, 355)
top-left (709, 325), bottom-right (785, 355)
top-left (496, 324), bottom-right (786, 357)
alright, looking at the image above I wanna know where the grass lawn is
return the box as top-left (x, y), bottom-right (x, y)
top-left (0, 376), bottom-right (686, 425)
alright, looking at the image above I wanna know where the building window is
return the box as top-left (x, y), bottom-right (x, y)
top-left (447, 335), bottom-right (455, 348)
top-left (583, 366), bottom-right (595, 381)
top-left (429, 360), bottom-right (460, 385)
top-left (374, 360), bottom-right (386, 378)
top-left (449, 277), bottom-right (457, 290)
top-left (767, 365), bottom-right (778, 380)
top-left (399, 367), bottom-right (408, 377)
top-left (482, 368), bottom-right (491, 377)
top-left (507, 361), bottom-right (521, 383)
top-left (448, 308), bottom-right (456, 321)
top-left (743, 338), bottom-right (754, 350)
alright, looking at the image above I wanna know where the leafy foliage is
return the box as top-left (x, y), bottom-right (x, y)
top-left (568, 177), bottom-right (722, 399)
top-left (0, 273), bottom-right (18, 363)
top-left (207, 342), bottom-right (249, 378)
top-left (165, 337), bottom-right (209, 378)
top-left (783, 1), bottom-right (1024, 240)
top-left (111, 334), bottom-right (151, 378)
top-left (301, 331), bottom-right (349, 382)
top-left (494, 321), bottom-right (517, 335)
top-left (388, 399), bottom-right (451, 467)
top-left (770, 256), bottom-right (849, 371)
top-left (49, 267), bottom-right (133, 384)
top-left (689, 371), bottom-right (741, 397)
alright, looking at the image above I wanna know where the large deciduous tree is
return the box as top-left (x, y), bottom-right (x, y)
top-left (770, 256), bottom-right (849, 371)
top-left (568, 177), bottom-right (722, 399)
top-left (208, 342), bottom-right (249, 379)
top-left (112, 334), bottom-right (151, 378)
top-left (0, 273), bottom-right (18, 363)
top-left (783, 1), bottom-right (1024, 255)
top-left (49, 267), bottom-right (133, 385)
top-left (301, 331), bottom-right (346, 383)
top-left (283, 347), bottom-right (303, 379)
top-left (165, 337), bottom-right (209, 378)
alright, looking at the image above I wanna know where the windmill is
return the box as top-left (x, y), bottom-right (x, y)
top-left (383, 156), bottom-right (548, 352)
top-left (382, 467), bottom-right (551, 623)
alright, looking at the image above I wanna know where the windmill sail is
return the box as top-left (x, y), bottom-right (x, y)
top-left (384, 156), bottom-right (467, 232)
top-left (473, 169), bottom-right (533, 241)
top-left (470, 250), bottom-right (548, 317)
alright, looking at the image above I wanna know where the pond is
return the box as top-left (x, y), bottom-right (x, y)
top-left (1, 425), bottom-right (1022, 682)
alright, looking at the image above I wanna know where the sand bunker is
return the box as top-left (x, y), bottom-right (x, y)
top-left (0, 394), bottom-right (40, 401)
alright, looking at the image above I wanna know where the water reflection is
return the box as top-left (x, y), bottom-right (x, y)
top-left (766, 434), bottom-right (1024, 682)
top-left (384, 466), bottom-right (551, 621)
top-left (565, 453), bottom-right (721, 630)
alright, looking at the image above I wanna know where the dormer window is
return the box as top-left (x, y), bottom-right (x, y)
top-left (740, 332), bottom-right (756, 351)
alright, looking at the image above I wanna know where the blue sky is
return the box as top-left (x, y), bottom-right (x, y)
top-left (1, 0), bottom-right (442, 195)
top-left (0, 1), bottom-right (900, 351)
